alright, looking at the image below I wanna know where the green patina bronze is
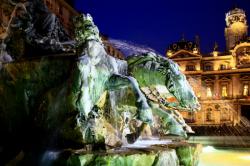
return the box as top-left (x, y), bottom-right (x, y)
top-left (127, 52), bottom-right (200, 137)
top-left (0, 13), bottom-right (200, 153)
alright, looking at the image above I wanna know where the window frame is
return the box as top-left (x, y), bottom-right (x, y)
top-left (243, 83), bottom-right (249, 96)
top-left (206, 108), bottom-right (213, 122)
top-left (204, 63), bottom-right (213, 71)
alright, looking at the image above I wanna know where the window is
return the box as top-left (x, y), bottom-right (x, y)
top-left (243, 84), bottom-right (249, 96)
top-left (188, 112), bottom-right (195, 120)
top-left (46, 0), bottom-right (52, 9)
top-left (206, 108), bottom-right (213, 121)
top-left (206, 87), bottom-right (212, 98)
top-left (46, 0), bottom-right (50, 6)
top-left (221, 85), bottom-right (228, 97)
top-left (204, 64), bottom-right (213, 71)
top-left (220, 64), bottom-right (227, 70)
top-left (186, 65), bottom-right (196, 71)
top-left (221, 108), bottom-right (230, 121)
top-left (59, 6), bottom-right (63, 15)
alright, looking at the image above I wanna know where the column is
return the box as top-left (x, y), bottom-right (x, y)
top-left (214, 75), bottom-right (219, 99)
top-left (232, 52), bottom-right (237, 69)
top-left (233, 103), bottom-right (241, 125)
top-left (231, 74), bottom-right (240, 98)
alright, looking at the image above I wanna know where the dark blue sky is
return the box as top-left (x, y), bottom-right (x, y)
top-left (73, 0), bottom-right (250, 54)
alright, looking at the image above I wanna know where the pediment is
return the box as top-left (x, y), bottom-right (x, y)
top-left (240, 75), bottom-right (250, 80)
top-left (219, 77), bottom-right (231, 81)
top-left (205, 78), bottom-right (214, 82)
top-left (204, 78), bottom-right (214, 83)
top-left (169, 50), bottom-right (201, 59)
top-left (202, 76), bottom-right (215, 83)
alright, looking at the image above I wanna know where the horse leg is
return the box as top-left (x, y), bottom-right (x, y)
top-left (150, 101), bottom-right (188, 138)
top-left (106, 74), bottom-right (153, 143)
top-left (107, 74), bottom-right (153, 122)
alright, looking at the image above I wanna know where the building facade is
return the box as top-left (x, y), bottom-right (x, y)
top-left (43, 0), bottom-right (79, 35)
top-left (166, 8), bottom-right (250, 127)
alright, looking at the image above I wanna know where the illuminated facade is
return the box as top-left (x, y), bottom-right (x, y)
top-left (43, 0), bottom-right (78, 35)
top-left (225, 8), bottom-right (248, 51)
top-left (167, 8), bottom-right (250, 126)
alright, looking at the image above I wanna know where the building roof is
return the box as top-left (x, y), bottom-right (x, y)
top-left (226, 7), bottom-right (246, 18)
top-left (167, 50), bottom-right (201, 59)
top-left (167, 38), bottom-right (199, 53)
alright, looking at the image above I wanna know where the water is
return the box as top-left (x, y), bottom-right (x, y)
top-left (123, 137), bottom-right (172, 148)
top-left (107, 39), bottom-right (157, 57)
top-left (109, 91), bottom-right (120, 135)
top-left (189, 136), bottom-right (250, 165)
top-left (199, 146), bottom-right (250, 166)
top-left (114, 58), bottom-right (128, 75)
top-left (40, 151), bottom-right (60, 166)
top-left (80, 60), bottom-right (92, 117)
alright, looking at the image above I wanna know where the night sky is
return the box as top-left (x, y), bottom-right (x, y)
top-left (72, 0), bottom-right (250, 55)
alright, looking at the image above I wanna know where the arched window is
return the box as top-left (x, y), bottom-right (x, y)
top-left (220, 64), bottom-right (227, 70)
top-left (221, 85), bottom-right (228, 97)
top-left (243, 84), bottom-right (249, 96)
top-left (221, 108), bottom-right (230, 121)
top-left (59, 6), bottom-right (63, 15)
top-left (206, 108), bottom-right (213, 121)
top-left (206, 86), bottom-right (212, 98)
top-left (204, 63), bottom-right (213, 71)
top-left (186, 64), bottom-right (196, 71)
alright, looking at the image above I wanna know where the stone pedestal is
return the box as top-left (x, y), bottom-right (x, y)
top-left (48, 142), bottom-right (202, 166)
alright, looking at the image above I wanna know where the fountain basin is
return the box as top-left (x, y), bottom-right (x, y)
top-left (50, 141), bottom-right (201, 166)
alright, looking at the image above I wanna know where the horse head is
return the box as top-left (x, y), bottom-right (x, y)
top-left (127, 52), bottom-right (200, 112)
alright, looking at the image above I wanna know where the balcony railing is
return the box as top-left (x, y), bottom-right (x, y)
top-left (236, 95), bottom-right (250, 100)
top-left (200, 95), bottom-right (250, 100)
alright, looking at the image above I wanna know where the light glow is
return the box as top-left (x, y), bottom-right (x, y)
top-left (221, 86), bottom-right (228, 97)
top-left (202, 146), bottom-right (216, 153)
top-left (167, 50), bottom-right (173, 57)
top-left (239, 155), bottom-right (250, 161)
top-left (243, 84), bottom-right (249, 96)
top-left (213, 51), bottom-right (218, 57)
top-left (206, 87), bottom-right (212, 98)
top-left (199, 147), bottom-right (250, 166)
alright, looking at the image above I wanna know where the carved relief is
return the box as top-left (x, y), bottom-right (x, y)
top-left (236, 46), bottom-right (250, 67)
top-left (221, 108), bottom-right (231, 121)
